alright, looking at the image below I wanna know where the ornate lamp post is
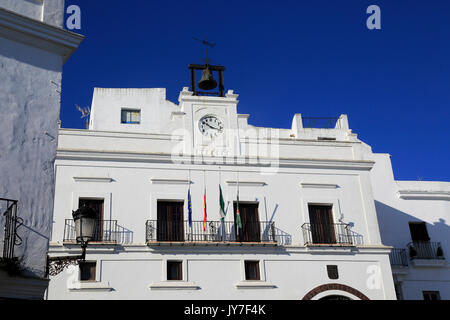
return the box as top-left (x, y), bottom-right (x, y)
top-left (47, 205), bottom-right (97, 276)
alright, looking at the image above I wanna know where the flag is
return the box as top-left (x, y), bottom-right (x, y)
top-left (203, 188), bottom-right (207, 232)
top-left (219, 184), bottom-right (226, 221)
top-left (235, 191), bottom-right (242, 229)
top-left (187, 188), bottom-right (192, 228)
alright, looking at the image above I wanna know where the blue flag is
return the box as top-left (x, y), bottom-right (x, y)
top-left (188, 188), bottom-right (192, 228)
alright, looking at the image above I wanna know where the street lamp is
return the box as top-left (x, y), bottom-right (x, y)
top-left (47, 205), bottom-right (97, 276)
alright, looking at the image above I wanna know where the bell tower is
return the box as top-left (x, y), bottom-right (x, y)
top-left (188, 64), bottom-right (225, 97)
top-left (176, 38), bottom-right (239, 158)
top-left (189, 37), bottom-right (226, 97)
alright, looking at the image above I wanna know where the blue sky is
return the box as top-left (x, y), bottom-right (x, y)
top-left (61, 0), bottom-right (450, 181)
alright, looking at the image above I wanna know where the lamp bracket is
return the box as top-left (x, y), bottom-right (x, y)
top-left (47, 255), bottom-right (85, 277)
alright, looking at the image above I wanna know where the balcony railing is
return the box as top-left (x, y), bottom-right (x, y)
top-left (390, 248), bottom-right (408, 266)
top-left (63, 219), bottom-right (118, 243)
top-left (145, 220), bottom-right (277, 244)
top-left (407, 241), bottom-right (445, 260)
top-left (1, 198), bottom-right (23, 261)
top-left (301, 223), bottom-right (353, 245)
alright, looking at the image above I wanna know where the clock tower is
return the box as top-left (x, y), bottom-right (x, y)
top-left (178, 86), bottom-right (240, 159)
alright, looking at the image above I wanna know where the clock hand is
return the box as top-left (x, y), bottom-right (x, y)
top-left (205, 123), bottom-right (220, 130)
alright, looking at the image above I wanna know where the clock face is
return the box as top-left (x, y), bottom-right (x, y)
top-left (198, 115), bottom-right (224, 138)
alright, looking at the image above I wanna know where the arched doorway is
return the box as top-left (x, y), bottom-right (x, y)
top-left (319, 295), bottom-right (352, 300)
top-left (302, 283), bottom-right (370, 300)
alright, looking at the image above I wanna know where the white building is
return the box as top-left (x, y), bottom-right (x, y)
top-left (0, 0), bottom-right (83, 299)
top-left (369, 154), bottom-right (450, 300)
top-left (47, 77), bottom-right (450, 300)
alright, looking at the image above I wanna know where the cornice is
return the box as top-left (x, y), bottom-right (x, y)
top-left (397, 190), bottom-right (450, 201)
top-left (56, 149), bottom-right (374, 171)
top-left (0, 8), bottom-right (84, 63)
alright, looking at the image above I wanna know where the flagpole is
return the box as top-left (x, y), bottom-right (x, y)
top-left (203, 169), bottom-right (207, 234)
top-left (219, 166), bottom-right (224, 241)
top-left (188, 169), bottom-right (192, 241)
top-left (236, 169), bottom-right (242, 239)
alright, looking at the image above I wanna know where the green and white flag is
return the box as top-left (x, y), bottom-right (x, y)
top-left (219, 184), bottom-right (226, 220)
top-left (235, 174), bottom-right (242, 229)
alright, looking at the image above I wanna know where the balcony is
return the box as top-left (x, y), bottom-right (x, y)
top-left (389, 248), bottom-right (408, 267)
top-left (0, 198), bottom-right (23, 274)
top-left (1, 198), bottom-right (23, 259)
top-left (407, 241), bottom-right (445, 267)
top-left (63, 219), bottom-right (118, 244)
top-left (301, 223), bottom-right (354, 246)
top-left (145, 220), bottom-right (277, 245)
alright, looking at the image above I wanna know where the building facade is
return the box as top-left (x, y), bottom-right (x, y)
top-left (0, 0), bottom-right (83, 299)
top-left (370, 154), bottom-right (450, 300)
top-left (45, 83), bottom-right (428, 300)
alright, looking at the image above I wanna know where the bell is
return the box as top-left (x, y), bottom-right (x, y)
top-left (198, 66), bottom-right (217, 90)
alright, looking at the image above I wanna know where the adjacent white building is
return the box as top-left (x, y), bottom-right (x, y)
top-left (369, 154), bottom-right (450, 300)
top-left (0, 0), bottom-right (83, 299)
top-left (44, 82), bottom-right (448, 300)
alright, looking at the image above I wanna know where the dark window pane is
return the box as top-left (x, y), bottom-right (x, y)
top-left (79, 262), bottom-right (96, 281)
top-left (409, 222), bottom-right (430, 242)
top-left (423, 291), bottom-right (440, 301)
top-left (244, 261), bottom-right (260, 280)
top-left (167, 261), bottom-right (182, 280)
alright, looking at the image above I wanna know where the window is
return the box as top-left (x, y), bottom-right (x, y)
top-left (79, 198), bottom-right (104, 242)
top-left (79, 261), bottom-right (96, 281)
top-left (308, 205), bottom-right (335, 244)
top-left (409, 222), bottom-right (430, 242)
top-left (233, 202), bottom-right (260, 242)
top-left (244, 261), bottom-right (260, 280)
top-left (167, 261), bottom-right (182, 281)
top-left (157, 201), bottom-right (184, 242)
top-left (327, 265), bottom-right (339, 280)
top-left (121, 109), bottom-right (141, 124)
top-left (423, 291), bottom-right (440, 301)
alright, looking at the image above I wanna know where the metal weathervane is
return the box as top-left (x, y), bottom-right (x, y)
top-left (193, 37), bottom-right (216, 65)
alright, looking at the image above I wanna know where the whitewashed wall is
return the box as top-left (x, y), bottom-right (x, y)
top-left (369, 153), bottom-right (450, 300)
top-left (47, 87), bottom-right (396, 300)
top-left (0, 35), bottom-right (63, 278)
top-left (0, 0), bottom-right (65, 27)
top-left (0, 0), bottom-right (82, 299)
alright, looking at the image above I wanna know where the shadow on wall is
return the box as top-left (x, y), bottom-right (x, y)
top-left (116, 225), bottom-right (133, 244)
top-left (374, 200), bottom-right (449, 259)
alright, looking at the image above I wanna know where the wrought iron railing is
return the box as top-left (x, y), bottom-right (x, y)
top-left (63, 219), bottom-right (118, 243)
top-left (389, 248), bottom-right (408, 266)
top-left (407, 241), bottom-right (445, 260)
top-left (301, 223), bottom-right (353, 245)
top-left (1, 198), bottom-right (23, 261)
top-left (145, 220), bottom-right (276, 244)
top-left (302, 117), bottom-right (341, 129)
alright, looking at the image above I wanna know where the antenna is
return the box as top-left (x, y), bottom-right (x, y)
top-left (76, 104), bottom-right (91, 129)
top-left (193, 36), bottom-right (215, 65)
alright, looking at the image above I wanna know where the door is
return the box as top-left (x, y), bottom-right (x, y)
top-left (408, 222), bottom-right (432, 258)
top-left (308, 205), bottom-right (336, 244)
top-left (79, 199), bottom-right (104, 241)
top-left (234, 202), bottom-right (260, 242)
top-left (157, 201), bottom-right (184, 241)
